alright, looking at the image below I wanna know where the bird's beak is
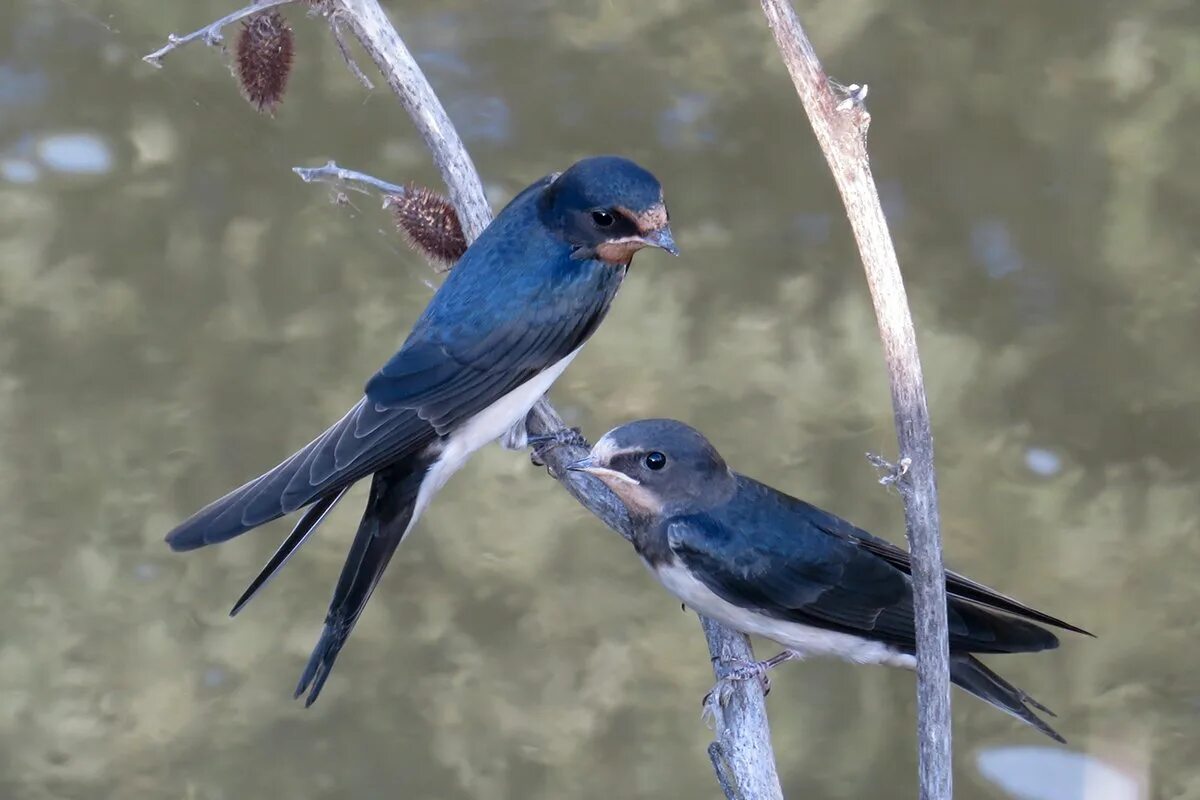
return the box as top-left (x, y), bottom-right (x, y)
top-left (566, 456), bottom-right (641, 485)
top-left (639, 226), bottom-right (679, 256)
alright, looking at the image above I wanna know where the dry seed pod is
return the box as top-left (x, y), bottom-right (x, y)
top-left (388, 186), bottom-right (467, 270)
top-left (235, 10), bottom-right (294, 114)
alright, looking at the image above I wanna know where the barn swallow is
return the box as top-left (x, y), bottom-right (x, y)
top-left (566, 419), bottom-right (1091, 742)
top-left (165, 156), bottom-right (676, 705)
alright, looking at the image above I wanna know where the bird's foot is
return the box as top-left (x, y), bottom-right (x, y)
top-left (527, 426), bottom-right (588, 450)
top-left (702, 651), bottom-right (800, 712)
top-left (527, 426), bottom-right (588, 466)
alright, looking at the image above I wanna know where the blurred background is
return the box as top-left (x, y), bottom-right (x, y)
top-left (2, 1), bottom-right (1198, 798)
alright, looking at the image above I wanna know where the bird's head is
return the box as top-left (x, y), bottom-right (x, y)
top-left (567, 419), bottom-right (734, 518)
top-left (541, 156), bottom-right (677, 266)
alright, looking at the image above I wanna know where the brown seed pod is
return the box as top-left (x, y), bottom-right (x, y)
top-left (388, 186), bottom-right (467, 270)
top-left (235, 10), bottom-right (294, 114)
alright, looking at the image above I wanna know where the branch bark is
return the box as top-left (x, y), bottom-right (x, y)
top-left (145, 2), bottom-right (783, 798)
top-left (758, 2), bottom-right (953, 798)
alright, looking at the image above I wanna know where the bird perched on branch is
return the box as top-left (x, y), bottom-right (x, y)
top-left (165, 156), bottom-right (677, 705)
top-left (564, 418), bottom-right (1091, 741)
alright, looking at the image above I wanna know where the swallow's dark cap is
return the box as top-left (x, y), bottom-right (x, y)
top-left (550, 156), bottom-right (667, 220)
top-left (577, 419), bottom-right (734, 515)
top-left (594, 419), bottom-right (721, 468)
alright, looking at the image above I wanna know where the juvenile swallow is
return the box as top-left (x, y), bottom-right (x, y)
top-left (165, 156), bottom-right (676, 705)
top-left (567, 419), bottom-right (1091, 741)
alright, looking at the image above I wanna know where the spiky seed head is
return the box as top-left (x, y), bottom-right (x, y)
top-left (235, 10), bottom-right (294, 114)
top-left (388, 186), bottom-right (467, 270)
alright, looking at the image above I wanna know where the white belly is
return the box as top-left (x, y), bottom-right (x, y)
top-left (653, 560), bottom-right (916, 669)
top-left (407, 347), bottom-right (582, 531)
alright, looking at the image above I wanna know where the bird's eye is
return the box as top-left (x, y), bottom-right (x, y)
top-left (644, 451), bottom-right (667, 471)
top-left (591, 210), bottom-right (614, 227)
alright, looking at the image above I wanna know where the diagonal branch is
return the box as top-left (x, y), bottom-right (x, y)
top-left (758, 2), bottom-right (953, 799)
top-left (145, 2), bottom-right (784, 797)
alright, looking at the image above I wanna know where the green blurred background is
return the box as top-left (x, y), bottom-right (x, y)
top-left (1, 1), bottom-right (1198, 798)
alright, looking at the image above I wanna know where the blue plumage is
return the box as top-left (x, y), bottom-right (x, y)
top-left (164, 156), bottom-right (676, 704)
top-left (570, 418), bottom-right (1091, 742)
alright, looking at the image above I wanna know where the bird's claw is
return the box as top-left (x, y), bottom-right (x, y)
top-left (701, 650), bottom-right (802, 715)
top-left (701, 657), bottom-right (773, 714)
top-left (527, 426), bottom-right (588, 466)
top-left (527, 426), bottom-right (588, 449)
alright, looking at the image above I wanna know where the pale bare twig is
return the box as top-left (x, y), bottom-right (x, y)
top-left (293, 160), bottom-right (407, 198)
top-left (700, 618), bottom-right (785, 800)
top-left (142, 0), bottom-right (296, 67)
top-left (759, 1), bottom-right (953, 798)
top-left (328, 14), bottom-right (374, 90)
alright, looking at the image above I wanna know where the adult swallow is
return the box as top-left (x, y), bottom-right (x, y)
top-left (567, 419), bottom-right (1091, 742)
top-left (165, 156), bottom-right (677, 705)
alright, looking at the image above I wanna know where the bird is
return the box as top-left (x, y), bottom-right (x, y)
top-left (563, 418), bottom-right (1091, 742)
top-left (164, 156), bottom-right (677, 705)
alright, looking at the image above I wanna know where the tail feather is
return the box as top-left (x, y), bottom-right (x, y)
top-left (950, 654), bottom-right (1064, 743)
top-left (950, 597), bottom-right (1062, 654)
top-left (294, 454), bottom-right (431, 706)
top-left (229, 485), bottom-right (350, 617)
top-left (164, 399), bottom-right (434, 551)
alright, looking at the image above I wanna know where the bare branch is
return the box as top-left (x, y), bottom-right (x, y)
top-left (759, 1), bottom-right (953, 798)
top-left (328, 0), bottom-right (492, 241)
top-left (328, 14), bottom-right (374, 90)
top-left (701, 618), bottom-right (785, 800)
top-left (142, 0), bottom-right (296, 67)
top-left (293, 160), bottom-right (407, 198)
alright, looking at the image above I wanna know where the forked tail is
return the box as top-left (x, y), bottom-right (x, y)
top-left (294, 452), bottom-right (433, 706)
top-left (950, 654), bottom-right (1065, 743)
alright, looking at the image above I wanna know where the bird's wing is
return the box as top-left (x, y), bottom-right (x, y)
top-left (166, 279), bottom-right (607, 552)
top-left (364, 167), bottom-right (618, 428)
top-left (666, 482), bottom-right (1062, 653)
top-left (168, 174), bottom-right (615, 552)
top-left (165, 294), bottom-right (602, 553)
top-left (666, 513), bottom-right (916, 637)
top-left (364, 275), bottom-right (613, 434)
top-left (804, 509), bottom-right (1092, 636)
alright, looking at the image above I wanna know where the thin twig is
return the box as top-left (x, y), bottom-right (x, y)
top-left (329, 14), bottom-right (375, 90)
top-left (293, 160), bottom-right (407, 198)
top-left (142, 0), bottom-right (296, 67)
top-left (758, 1), bottom-right (952, 798)
top-left (329, 0), bottom-right (492, 241)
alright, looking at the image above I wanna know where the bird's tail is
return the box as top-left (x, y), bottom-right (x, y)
top-left (164, 399), bottom-right (432, 551)
top-left (950, 654), bottom-right (1065, 743)
top-left (294, 452), bottom-right (433, 706)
